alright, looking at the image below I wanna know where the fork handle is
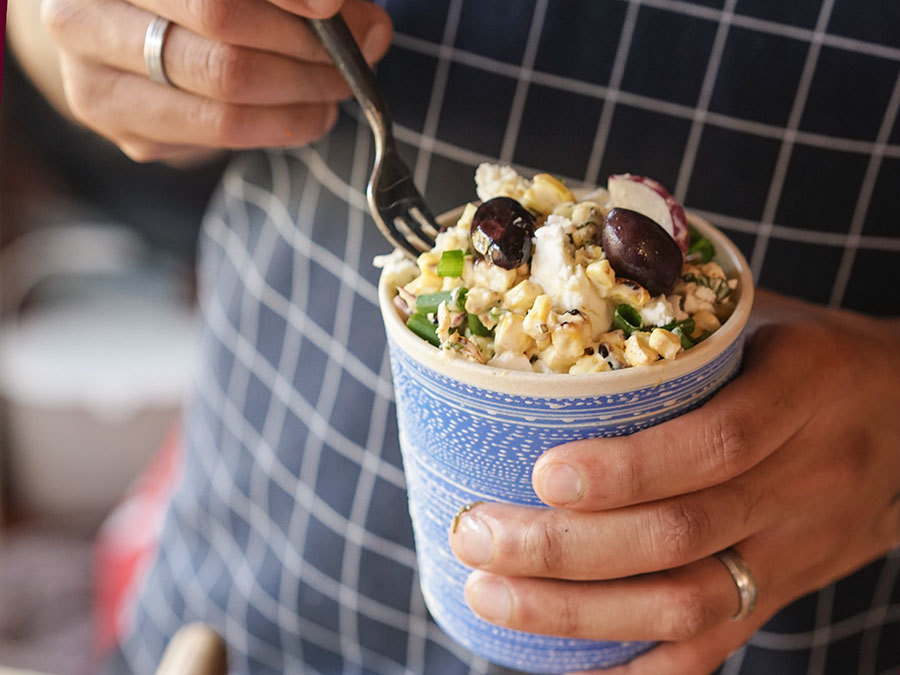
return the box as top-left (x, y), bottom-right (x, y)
top-left (307, 15), bottom-right (394, 155)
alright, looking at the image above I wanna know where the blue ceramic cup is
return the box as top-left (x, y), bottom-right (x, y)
top-left (379, 212), bottom-right (754, 673)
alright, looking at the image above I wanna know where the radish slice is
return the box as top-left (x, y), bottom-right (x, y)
top-left (608, 174), bottom-right (690, 254)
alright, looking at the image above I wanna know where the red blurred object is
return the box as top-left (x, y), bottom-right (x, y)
top-left (93, 426), bottom-right (183, 656)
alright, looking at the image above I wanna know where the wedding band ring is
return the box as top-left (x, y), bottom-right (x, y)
top-left (144, 15), bottom-right (173, 86)
top-left (715, 546), bottom-right (758, 621)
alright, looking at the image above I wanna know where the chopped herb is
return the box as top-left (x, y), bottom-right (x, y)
top-left (437, 249), bottom-right (465, 277)
top-left (613, 304), bottom-right (643, 336)
top-left (406, 313), bottom-right (440, 346)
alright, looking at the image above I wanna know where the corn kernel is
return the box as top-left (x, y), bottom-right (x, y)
top-left (691, 309), bottom-right (721, 337)
top-left (416, 251), bottom-right (439, 273)
top-left (624, 331), bottom-right (658, 367)
top-left (611, 278), bottom-right (650, 307)
top-left (404, 271), bottom-right (442, 296)
top-left (503, 280), bottom-right (543, 312)
top-left (464, 287), bottom-right (500, 314)
top-left (586, 259), bottom-right (616, 289)
top-left (533, 344), bottom-right (579, 373)
top-left (551, 202), bottom-right (575, 219)
top-left (521, 173), bottom-right (576, 214)
top-left (699, 261), bottom-right (727, 280)
top-left (569, 353), bottom-right (611, 374)
top-left (523, 294), bottom-right (553, 339)
top-left (570, 201), bottom-right (602, 226)
top-left (456, 202), bottom-right (479, 232)
top-left (551, 322), bottom-right (585, 359)
top-left (471, 259), bottom-right (518, 293)
top-left (494, 313), bottom-right (534, 355)
top-left (649, 328), bottom-right (681, 360)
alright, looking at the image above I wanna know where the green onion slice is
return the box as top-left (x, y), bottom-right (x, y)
top-left (687, 227), bottom-right (716, 263)
top-left (437, 249), bottom-right (465, 277)
top-left (416, 287), bottom-right (468, 314)
top-left (613, 304), bottom-right (643, 336)
top-left (672, 325), bottom-right (695, 350)
top-left (466, 313), bottom-right (494, 337)
top-left (406, 313), bottom-right (440, 346)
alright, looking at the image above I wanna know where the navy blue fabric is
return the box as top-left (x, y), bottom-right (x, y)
top-left (118, 1), bottom-right (900, 673)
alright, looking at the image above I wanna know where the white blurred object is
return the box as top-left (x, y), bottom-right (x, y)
top-left (0, 224), bottom-right (196, 526)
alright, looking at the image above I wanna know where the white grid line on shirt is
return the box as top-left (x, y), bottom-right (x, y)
top-left (225, 163), bottom-right (287, 673)
top-left (672, 0), bottom-right (736, 203)
top-left (749, 0), bottom-right (835, 279)
top-left (187, 356), bottom-right (428, 663)
top-left (691, 208), bottom-right (900, 252)
top-left (584, 0), bottom-right (640, 186)
top-left (167, 439), bottom-right (406, 675)
top-left (232, 166), bottom-right (396, 403)
top-left (412, 0), bottom-right (462, 191)
top-left (335, 120), bottom-right (377, 675)
top-left (497, 0), bottom-right (547, 164)
top-left (636, 0), bottom-right (900, 63)
top-left (405, 567), bottom-right (428, 675)
top-left (389, 33), bottom-right (900, 161)
top-left (195, 166), bottom-right (263, 672)
top-left (752, 601), bottom-right (900, 651)
top-left (858, 549), bottom-right (900, 674)
top-left (186, 387), bottom-right (479, 671)
top-left (806, 582), bottom-right (837, 675)
top-left (200, 215), bottom-right (401, 485)
top-left (259, 149), bottom-right (317, 673)
top-left (720, 644), bottom-right (747, 675)
top-left (198, 226), bottom-right (413, 566)
top-left (829, 69), bottom-right (900, 306)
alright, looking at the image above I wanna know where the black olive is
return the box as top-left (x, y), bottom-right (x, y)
top-left (601, 208), bottom-right (684, 296)
top-left (470, 197), bottom-right (536, 269)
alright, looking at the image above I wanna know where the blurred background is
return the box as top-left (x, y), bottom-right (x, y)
top-left (0, 28), bottom-right (228, 673)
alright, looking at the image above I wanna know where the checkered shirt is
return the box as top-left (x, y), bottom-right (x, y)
top-left (119, 1), bottom-right (900, 673)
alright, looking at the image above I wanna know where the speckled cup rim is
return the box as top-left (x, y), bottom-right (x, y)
top-left (379, 207), bottom-right (754, 398)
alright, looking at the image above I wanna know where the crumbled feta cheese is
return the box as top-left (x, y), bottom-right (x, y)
top-left (374, 249), bottom-right (418, 287)
top-left (530, 216), bottom-right (576, 298)
top-left (640, 298), bottom-right (677, 328)
top-left (558, 268), bottom-right (613, 342)
top-left (475, 163), bottom-right (531, 203)
top-left (683, 284), bottom-right (717, 314)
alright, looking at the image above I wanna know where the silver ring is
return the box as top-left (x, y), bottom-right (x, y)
top-left (715, 546), bottom-right (758, 621)
top-left (144, 15), bottom-right (173, 86)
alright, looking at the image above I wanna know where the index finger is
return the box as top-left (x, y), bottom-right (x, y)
top-left (533, 323), bottom-right (822, 510)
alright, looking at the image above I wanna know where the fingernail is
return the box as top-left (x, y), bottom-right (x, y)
top-left (540, 463), bottom-right (583, 505)
top-left (454, 513), bottom-right (494, 565)
top-left (467, 575), bottom-right (512, 624)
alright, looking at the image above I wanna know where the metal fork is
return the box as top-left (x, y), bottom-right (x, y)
top-left (307, 15), bottom-right (439, 257)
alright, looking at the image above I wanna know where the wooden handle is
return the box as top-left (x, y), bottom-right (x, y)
top-left (154, 623), bottom-right (228, 675)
